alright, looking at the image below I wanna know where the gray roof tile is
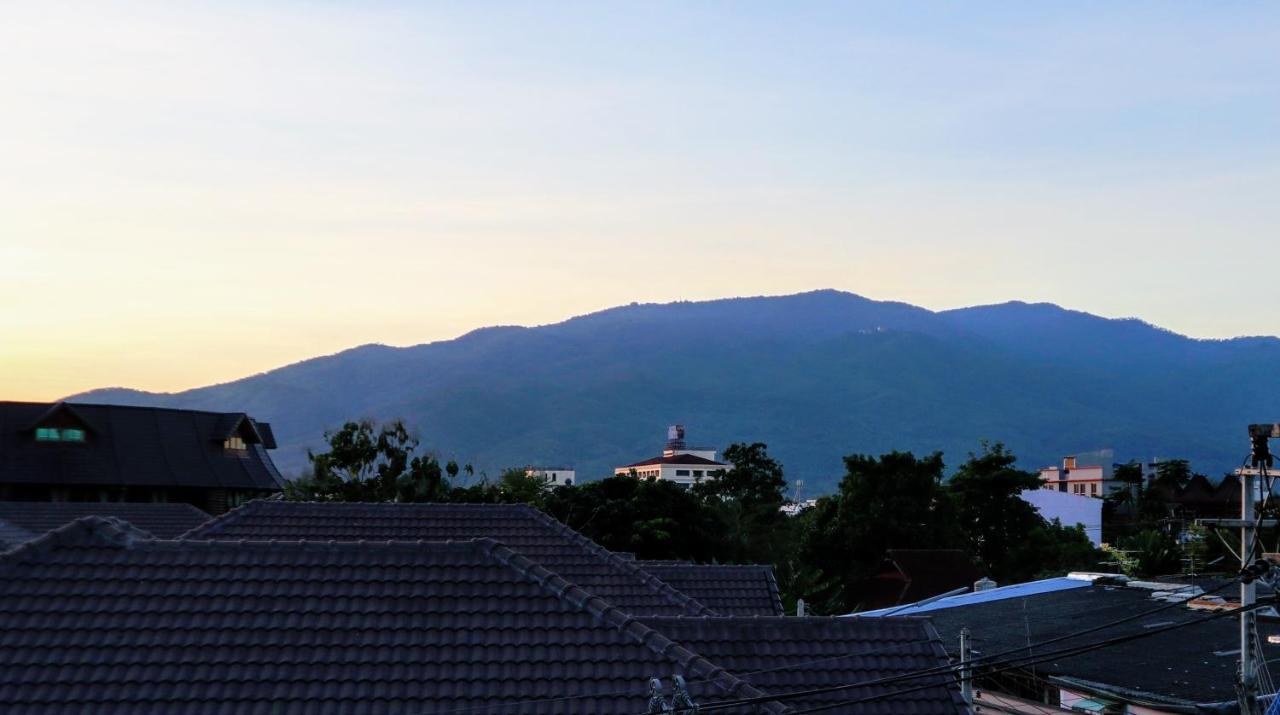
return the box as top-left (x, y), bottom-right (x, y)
top-left (184, 501), bottom-right (716, 617)
top-left (0, 501), bottom-right (210, 540)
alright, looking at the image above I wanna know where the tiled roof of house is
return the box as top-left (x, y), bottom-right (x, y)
top-left (183, 500), bottom-right (715, 616)
top-left (0, 401), bottom-right (284, 491)
top-left (620, 454), bottom-right (727, 468)
top-left (638, 562), bottom-right (785, 616)
top-left (0, 516), bottom-right (789, 715)
top-left (0, 501), bottom-right (211, 540)
top-left (641, 616), bottom-right (967, 714)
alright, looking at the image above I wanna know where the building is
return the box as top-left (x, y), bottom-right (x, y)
top-left (1038, 454), bottom-right (1119, 497)
top-left (1020, 488), bottom-right (1104, 546)
top-left (615, 424), bottom-right (727, 488)
top-left (0, 511), bottom-right (967, 713)
top-left (0, 401), bottom-right (284, 514)
top-left (525, 466), bottom-right (575, 487)
top-left (857, 573), bottom-right (1274, 714)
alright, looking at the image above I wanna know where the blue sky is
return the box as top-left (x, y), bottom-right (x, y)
top-left (1, 2), bottom-right (1277, 398)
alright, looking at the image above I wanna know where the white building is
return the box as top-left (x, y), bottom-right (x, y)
top-left (1020, 488), bottom-right (1103, 546)
top-left (1039, 454), bottom-right (1120, 498)
top-left (525, 467), bottom-right (575, 488)
top-left (615, 425), bottom-right (727, 489)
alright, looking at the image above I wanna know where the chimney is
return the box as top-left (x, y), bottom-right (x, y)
top-left (1063, 456), bottom-right (1077, 470)
top-left (974, 577), bottom-right (997, 592)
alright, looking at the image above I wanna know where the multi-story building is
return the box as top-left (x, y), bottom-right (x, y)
top-left (615, 425), bottom-right (727, 489)
top-left (1038, 454), bottom-right (1119, 497)
top-left (525, 466), bottom-right (576, 488)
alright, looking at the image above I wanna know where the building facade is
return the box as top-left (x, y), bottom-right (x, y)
top-left (0, 401), bottom-right (284, 514)
top-left (525, 466), bottom-right (576, 487)
top-left (1039, 455), bottom-right (1120, 497)
top-left (615, 425), bottom-right (727, 488)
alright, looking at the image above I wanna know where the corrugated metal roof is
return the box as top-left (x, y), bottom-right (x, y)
top-left (848, 577), bottom-right (1092, 617)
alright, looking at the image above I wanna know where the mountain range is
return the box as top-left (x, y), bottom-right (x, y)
top-left (74, 290), bottom-right (1280, 495)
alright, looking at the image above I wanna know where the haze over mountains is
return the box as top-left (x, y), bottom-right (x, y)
top-left (75, 290), bottom-right (1280, 494)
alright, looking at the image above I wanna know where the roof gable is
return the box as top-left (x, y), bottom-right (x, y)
top-left (183, 500), bottom-right (716, 617)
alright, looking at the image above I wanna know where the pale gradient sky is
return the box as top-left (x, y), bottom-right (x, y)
top-left (2, 2), bottom-right (1278, 401)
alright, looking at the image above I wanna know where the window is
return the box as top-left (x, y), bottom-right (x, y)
top-left (693, 470), bottom-right (703, 477)
top-left (675, 469), bottom-right (690, 476)
top-left (224, 436), bottom-right (247, 451)
top-left (1090, 483), bottom-right (1098, 495)
top-left (36, 427), bottom-right (85, 442)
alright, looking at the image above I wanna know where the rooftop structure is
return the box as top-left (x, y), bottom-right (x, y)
top-left (616, 424), bottom-right (727, 488)
top-left (525, 465), bottom-right (576, 487)
top-left (0, 401), bottom-right (283, 514)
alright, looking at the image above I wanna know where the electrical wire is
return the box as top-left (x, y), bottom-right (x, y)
top-left (675, 580), bottom-right (1244, 714)
top-left (412, 636), bottom-right (943, 715)
top-left (772, 601), bottom-right (1271, 715)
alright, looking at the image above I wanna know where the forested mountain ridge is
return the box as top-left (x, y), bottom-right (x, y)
top-left (74, 290), bottom-right (1280, 493)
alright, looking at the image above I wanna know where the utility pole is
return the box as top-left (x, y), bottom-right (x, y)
top-left (1241, 463), bottom-right (1257, 709)
top-left (959, 627), bottom-right (973, 709)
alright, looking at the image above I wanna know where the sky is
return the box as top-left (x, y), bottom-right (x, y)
top-left (2, 2), bottom-right (1278, 400)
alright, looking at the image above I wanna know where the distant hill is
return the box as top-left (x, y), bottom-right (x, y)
top-left (72, 290), bottom-right (1280, 494)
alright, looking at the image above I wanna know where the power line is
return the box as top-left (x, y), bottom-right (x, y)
top-left (412, 636), bottom-right (942, 715)
top-left (676, 582), bottom-right (1248, 714)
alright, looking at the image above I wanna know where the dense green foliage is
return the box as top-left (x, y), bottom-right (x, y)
top-left (288, 423), bottom-right (1110, 614)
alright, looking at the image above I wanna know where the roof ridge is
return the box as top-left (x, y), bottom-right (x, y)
top-left (513, 504), bottom-right (718, 617)
top-left (475, 538), bottom-right (790, 714)
top-left (179, 496), bottom-right (266, 539)
top-left (0, 515), bottom-right (150, 564)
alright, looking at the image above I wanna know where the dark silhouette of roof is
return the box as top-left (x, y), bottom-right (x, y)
top-left (642, 616), bottom-right (967, 714)
top-left (0, 402), bottom-right (284, 491)
top-left (0, 516), bottom-right (791, 715)
top-left (638, 562), bottom-right (785, 616)
top-left (0, 501), bottom-right (210, 540)
top-left (924, 582), bottom-right (1280, 708)
top-left (859, 549), bottom-right (982, 610)
top-left (621, 453), bottom-right (727, 468)
top-left (183, 500), bottom-right (715, 616)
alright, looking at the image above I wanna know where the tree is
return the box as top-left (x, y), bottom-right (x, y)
top-left (1116, 529), bottom-right (1183, 577)
top-left (797, 451), bottom-right (961, 612)
top-left (693, 442), bottom-right (792, 564)
top-left (1153, 459), bottom-right (1192, 491)
top-left (947, 443), bottom-right (1045, 580)
top-left (541, 476), bottom-right (731, 562)
top-left (285, 419), bottom-right (446, 502)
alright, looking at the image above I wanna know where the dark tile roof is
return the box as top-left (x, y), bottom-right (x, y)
top-left (184, 500), bottom-right (715, 616)
top-left (923, 582), bottom-right (1279, 707)
top-left (0, 501), bottom-right (211, 540)
top-left (638, 562), bottom-right (785, 616)
top-left (641, 617), bottom-right (967, 714)
top-left (0, 517), bottom-right (790, 715)
top-left (621, 454), bottom-right (727, 468)
top-left (0, 402), bottom-right (284, 492)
